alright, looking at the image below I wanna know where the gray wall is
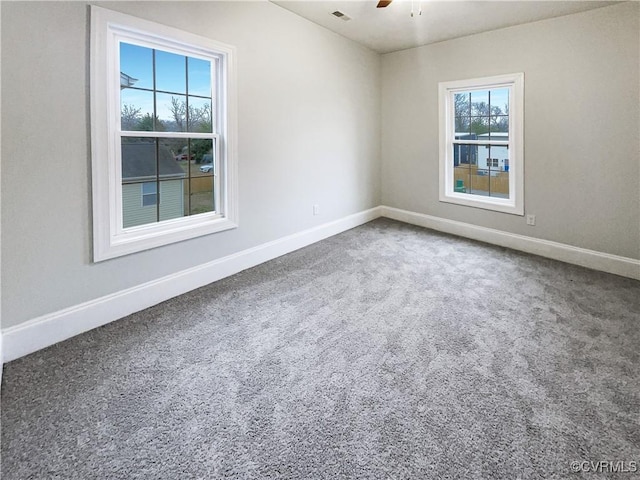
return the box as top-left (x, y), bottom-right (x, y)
top-left (381, 2), bottom-right (639, 259)
top-left (2, 1), bottom-right (638, 332)
top-left (1, 1), bottom-right (381, 328)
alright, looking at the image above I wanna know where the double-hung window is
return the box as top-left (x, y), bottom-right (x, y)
top-left (439, 73), bottom-right (524, 215)
top-left (91, 6), bottom-right (238, 261)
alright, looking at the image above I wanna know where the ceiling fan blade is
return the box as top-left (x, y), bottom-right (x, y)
top-left (376, 0), bottom-right (392, 8)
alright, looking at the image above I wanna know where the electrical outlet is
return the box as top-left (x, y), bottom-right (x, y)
top-left (313, 204), bottom-right (320, 216)
top-left (526, 214), bottom-right (536, 226)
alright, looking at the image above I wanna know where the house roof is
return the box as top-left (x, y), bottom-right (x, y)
top-left (121, 142), bottom-right (186, 182)
top-left (477, 132), bottom-right (509, 138)
top-left (120, 72), bottom-right (138, 89)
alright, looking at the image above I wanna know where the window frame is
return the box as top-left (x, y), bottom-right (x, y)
top-left (90, 6), bottom-right (238, 262)
top-left (438, 73), bottom-right (524, 216)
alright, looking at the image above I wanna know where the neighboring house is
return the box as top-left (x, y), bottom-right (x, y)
top-left (453, 132), bottom-right (509, 173)
top-left (453, 133), bottom-right (477, 166)
top-left (121, 142), bottom-right (186, 228)
top-left (120, 72), bottom-right (138, 89)
top-left (477, 132), bottom-right (509, 173)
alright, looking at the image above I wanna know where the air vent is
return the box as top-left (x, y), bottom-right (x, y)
top-left (331, 10), bottom-right (351, 21)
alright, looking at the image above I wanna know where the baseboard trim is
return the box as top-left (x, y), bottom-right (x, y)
top-left (381, 206), bottom-right (640, 281)
top-left (3, 204), bottom-right (637, 363)
top-left (2, 207), bottom-right (382, 363)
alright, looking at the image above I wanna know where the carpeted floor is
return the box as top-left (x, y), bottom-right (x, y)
top-left (2, 218), bottom-right (639, 479)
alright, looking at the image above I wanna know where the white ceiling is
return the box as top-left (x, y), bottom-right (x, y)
top-left (271, 0), bottom-right (619, 54)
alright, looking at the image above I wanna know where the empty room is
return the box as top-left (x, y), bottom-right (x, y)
top-left (1, 0), bottom-right (638, 478)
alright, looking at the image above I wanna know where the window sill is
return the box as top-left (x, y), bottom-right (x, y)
top-left (94, 214), bottom-right (238, 262)
top-left (439, 192), bottom-right (524, 216)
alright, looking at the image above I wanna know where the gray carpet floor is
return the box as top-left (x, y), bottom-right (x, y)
top-left (2, 218), bottom-right (639, 479)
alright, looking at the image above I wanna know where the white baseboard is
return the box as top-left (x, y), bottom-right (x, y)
top-left (381, 206), bottom-right (640, 281)
top-left (3, 204), bottom-right (637, 363)
top-left (1, 207), bottom-right (382, 363)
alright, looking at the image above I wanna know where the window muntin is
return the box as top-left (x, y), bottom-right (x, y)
top-left (91, 6), bottom-right (238, 261)
top-left (439, 74), bottom-right (524, 215)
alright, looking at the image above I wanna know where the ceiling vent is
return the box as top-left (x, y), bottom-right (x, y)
top-left (331, 10), bottom-right (351, 21)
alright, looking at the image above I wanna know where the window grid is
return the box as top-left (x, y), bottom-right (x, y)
top-left (119, 42), bottom-right (216, 228)
top-left (451, 87), bottom-right (510, 200)
top-left (439, 73), bottom-right (523, 215)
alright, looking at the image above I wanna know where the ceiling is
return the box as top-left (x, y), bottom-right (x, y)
top-left (270, 0), bottom-right (619, 54)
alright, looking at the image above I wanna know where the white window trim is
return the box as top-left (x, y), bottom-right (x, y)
top-left (438, 73), bottom-right (524, 216)
top-left (90, 6), bottom-right (238, 262)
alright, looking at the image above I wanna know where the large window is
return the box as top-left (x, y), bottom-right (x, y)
top-left (91, 7), bottom-right (238, 261)
top-left (439, 73), bottom-right (524, 215)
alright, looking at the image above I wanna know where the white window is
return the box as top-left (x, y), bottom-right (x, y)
top-left (439, 73), bottom-right (524, 215)
top-left (141, 182), bottom-right (157, 207)
top-left (91, 6), bottom-right (238, 261)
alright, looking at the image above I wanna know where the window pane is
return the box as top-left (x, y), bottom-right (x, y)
top-left (121, 138), bottom-right (189, 181)
top-left (121, 89), bottom-right (154, 131)
top-left (155, 50), bottom-right (186, 94)
top-left (454, 117), bottom-right (470, 136)
top-left (122, 138), bottom-right (157, 182)
top-left (478, 145), bottom-right (491, 171)
top-left (120, 137), bottom-right (195, 228)
top-left (188, 57), bottom-right (212, 97)
top-left (120, 42), bottom-right (153, 90)
top-left (158, 179), bottom-right (186, 222)
top-left (470, 116), bottom-right (489, 136)
top-left (490, 115), bottom-right (509, 139)
top-left (158, 140), bottom-right (187, 178)
top-left (452, 144), bottom-right (477, 166)
top-left (470, 168), bottom-right (490, 197)
top-left (156, 93), bottom-right (187, 132)
top-left (158, 137), bottom-right (214, 178)
top-left (190, 176), bottom-right (214, 215)
top-left (157, 138), bottom-right (189, 167)
top-left (491, 144), bottom-right (509, 198)
top-left (123, 181), bottom-right (157, 228)
top-left (453, 144), bottom-right (512, 199)
top-left (188, 97), bottom-right (213, 133)
top-left (453, 165), bottom-right (470, 193)
top-left (194, 155), bottom-right (215, 177)
top-left (191, 138), bottom-right (214, 169)
top-left (454, 92), bottom-right (470, 117)
top-left (492, 170), bottom-right (510, 198)
top-left (463, 145), bottom-right (510, 199)
top-left (470, 90), bottom-right (489, 115)
top-left (480, 145), bottom-right (509, 171)
top-left (489, 88), bottom-right (509, 115)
